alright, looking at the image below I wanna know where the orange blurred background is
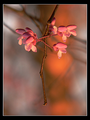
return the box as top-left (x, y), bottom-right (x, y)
top-left (3, 4), bottom-right (87, 115)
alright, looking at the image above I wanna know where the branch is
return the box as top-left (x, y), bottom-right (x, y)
top-left (20, 4), bottom-right (42, 23)
top-left (39, 24), bottom-right (49, 105)
top-left (39, 5), bottom-right (59, 105)
top-left (71, 36), bottom-right (86, 44)
top-left (69, 46), bottom-right (86, 53)
top-left (46, 61), bottom-right (75, 93)
top-left (38, 39), bottom-right (53, 50)
top-left (47, 5), bottom-right (59, 24)
top-left (4, 5), bottom-right (43, 34)
top-left (3, 22), bottom-right (17, 34)
top-left (19, 4), bottom-right (43, 34)
top-left (39, 33), bottom-right (57, 40)
top-left (67, 48), bottom-right (86, 64)
top-left (37, 33), bottom-right (57, 50)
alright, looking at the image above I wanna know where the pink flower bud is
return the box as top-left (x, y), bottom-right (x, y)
top-left (53, 42), bottom-right (67, 59)
top-left (16, 29), bottom-right (26, 34)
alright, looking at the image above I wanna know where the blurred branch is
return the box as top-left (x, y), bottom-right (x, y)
top-left (67, 37), bottom-right (86, 64)
top-left (67, 49), bottom-right (86, 64)
top-left (20, 5), bottom-right (43, 34)
top-left (39, 5), bottom-right (59, 105)
top-left (46, 61), bottom-right (75, 93)
top-left (69, 46), bottom-right (86, 53)
top-left (4, 5), bottom-right (43, 34)
top-left (71, 54), bottom-right (86, 64)
top-left (71, 36), bottom-right (86, 44)
top-left (3, 22), bottom-right (17, 34)
top-left (20, 5), bottom-right (42, 23)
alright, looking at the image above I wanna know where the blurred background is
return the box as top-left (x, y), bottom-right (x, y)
top-left (3, 4), bottom-right (87, 116)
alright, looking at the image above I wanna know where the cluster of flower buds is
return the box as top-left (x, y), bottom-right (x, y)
top-left (49, 17), bottom-right (77, 42)
top-left (16, 17), bottom-right (77, 59)
top-left (16, 27), bottom-right (38, 52)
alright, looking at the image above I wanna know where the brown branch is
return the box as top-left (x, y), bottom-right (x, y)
top-left (38, 39), bottom-right (53, 50)
top-left (47, 5), bottom-right (59, 24)
top-left (39, 23), bottom-right (50, 105)
top-left (39, 5), bottom-right (59, 105)
top-left (39, 33), bottom-right (57, 40)
top-left (37, 33), bottom-right (57, 51)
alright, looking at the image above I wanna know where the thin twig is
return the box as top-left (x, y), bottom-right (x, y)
top-left (39, 33), bottom-right (57, 40)
top-left (38, 39), bottom-right (53, 50)
top-left (37, 33), bottom-right (57, 50)
top-left (39, 5), bottom-right (59, 105)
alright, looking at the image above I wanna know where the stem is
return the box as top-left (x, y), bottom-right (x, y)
top-left (39, 5), bottom-right (59, 105)
top-left (37, 33), bottom-right (57, 50)
top-left (47, 5), bottom-right (59, 23)
top-left (39, 33), bottom-right (57, 40)
top-left (40, 55), bottom-right (47, 105)
top-left (38, 39), bottom-right (53, 50)
top-left (40, 23), bottom-right (49, 105)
